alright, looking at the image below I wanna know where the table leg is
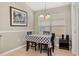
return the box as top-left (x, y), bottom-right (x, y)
top-left (26, 41), bottom-right (29, 51)
top-left (52, 42), bottom-right (54, 52)
top-left (38, 43), bottom-right (40, 50)
top-left (35, 43), bottom-right (37, 51)
top-left (48, 48), bottom-right (52, 56)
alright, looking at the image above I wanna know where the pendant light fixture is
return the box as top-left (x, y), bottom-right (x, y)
top-left (39, 2), bottom-right (50, 20)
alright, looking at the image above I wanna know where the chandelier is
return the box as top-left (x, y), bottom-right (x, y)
top-left (39, 2), bottom-right (50, 20)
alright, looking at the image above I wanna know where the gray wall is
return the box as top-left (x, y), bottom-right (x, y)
top-left (0, 2), bottom-right (34, 31)
top-left (34, 5), bottom-right (71, 38)
top-left (0, 2), bottom-right (34, 53)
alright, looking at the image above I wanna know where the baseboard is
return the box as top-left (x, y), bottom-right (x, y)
top-left (0, 45), bottom-right (26, 56)
top-left (72, 52), bottom-right (76, 56)
top-left (72, 52), bottom-right (78, 56)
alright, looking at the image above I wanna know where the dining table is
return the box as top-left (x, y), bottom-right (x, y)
top-left (25, 34), bottom-right (53, 56)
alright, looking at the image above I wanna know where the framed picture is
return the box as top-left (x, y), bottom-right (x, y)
top-left (10, 6), bottom-right (28, 26)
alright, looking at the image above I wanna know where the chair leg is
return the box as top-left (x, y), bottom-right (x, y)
top-left (35, 43), bottom-right (37, 51)
top-left (53, 43), bottom-right (54, 52)
top-left (47, 48), bottom-right (52, 56)
top-left (47, 48), bottom-right (49, 56)
top-left (52, 43), bottom-right (54, 52)
top-left (40, 44), bottom-right (42, 53)
top-left (49, 48), bottom-right (52, 56)
top-left (26, 41), bottom-right (29, 51)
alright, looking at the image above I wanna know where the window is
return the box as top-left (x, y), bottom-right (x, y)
top-left (38, 12), bottom-right (65, 36)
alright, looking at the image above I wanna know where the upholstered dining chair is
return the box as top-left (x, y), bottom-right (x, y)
top-left (40, 33), bottom-right (55, 54)
top-left (27, 31), bottom-right (32, 35)
top-left (27, 31), bottom-right (37, 51)
top-left (37, 31), bottom-right (50, 51)
top-left (43, 31), bottom-right (50, 35)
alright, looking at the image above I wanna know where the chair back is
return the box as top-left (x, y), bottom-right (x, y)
top-left (66, 35), bottom-right (69, 41)
top-left (43, 31), bottom-right (50, 35)
top-left (51, 33), bottom-right (55, 42)
top-left (27, 31), bottom-right (32, 35)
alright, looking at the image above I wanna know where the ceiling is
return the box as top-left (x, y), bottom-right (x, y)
top-left (26, 2), bottom-right (70, 11)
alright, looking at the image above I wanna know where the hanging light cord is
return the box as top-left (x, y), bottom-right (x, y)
top-left (44, 1), bottom-right (46, 16)
top-left (39, 0), bottom-right (50, 20)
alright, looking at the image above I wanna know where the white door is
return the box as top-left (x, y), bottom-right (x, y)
top-left (71, 2), bottom-right (79, 55)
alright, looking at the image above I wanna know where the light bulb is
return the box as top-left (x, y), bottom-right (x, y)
top-left (45, 15), bottom-right (50, 20)
top-left (47, 14), bottom-right (50, 18)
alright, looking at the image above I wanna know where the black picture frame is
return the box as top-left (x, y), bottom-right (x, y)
top-left (10, 6), bottom-right (28, 27)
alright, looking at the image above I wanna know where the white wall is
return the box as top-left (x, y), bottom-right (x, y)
top-left (0, 2), bottom-right (34, 53)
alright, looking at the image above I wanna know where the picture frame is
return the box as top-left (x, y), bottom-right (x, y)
top-left (10, 6), bottom-right (28, 26)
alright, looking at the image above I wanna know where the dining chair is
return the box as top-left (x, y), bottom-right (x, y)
top-left (27, 31), bottom-right (32, 35)
top-left (27, 31), bottom-right (37, 51)
top-left (43, 31), bottom-right (50, 35)
top-left (40, 33), bottom-right (55, 53)
top-left (37, 31), bottom-right (50, 50)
